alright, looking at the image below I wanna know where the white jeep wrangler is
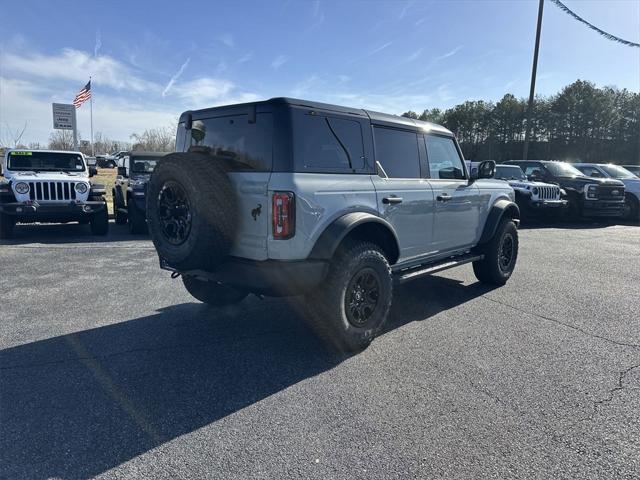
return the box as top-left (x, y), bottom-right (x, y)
top-left (0, 149), bottom-right (109, 238)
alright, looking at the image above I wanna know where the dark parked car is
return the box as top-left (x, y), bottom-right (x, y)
top-left (504, 160), bottom-right (625, 219)
top-left (112, 151), bottom-right (166, 233)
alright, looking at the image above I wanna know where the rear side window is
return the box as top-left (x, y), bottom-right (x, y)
top-left (373, 127), bottom-right (421, 178)
top-left (425, 135), bottom-right (465, 180)
top-left (294, 112), bottom-right (365, 171)
top-left (185, 113), bottom-right (273, 171)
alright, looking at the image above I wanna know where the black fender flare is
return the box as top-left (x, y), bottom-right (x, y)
top-left (478, 199), bottom-right (520, 245)
top-left (309, 212), bottom-right (401, 264)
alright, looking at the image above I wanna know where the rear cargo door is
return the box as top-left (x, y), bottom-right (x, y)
top-left (185, 113), bottom-right (274, 261)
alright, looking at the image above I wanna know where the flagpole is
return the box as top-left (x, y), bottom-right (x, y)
top-left (89, 76), bottom-right (94, 156)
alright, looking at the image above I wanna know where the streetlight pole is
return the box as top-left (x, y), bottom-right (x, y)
top-left (523, 0), bottom-right (544, 160)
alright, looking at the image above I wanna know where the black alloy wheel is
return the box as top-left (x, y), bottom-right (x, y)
top-left (345, 268), bottom-right (381, 328)
top-left (157, 181), bottom-right (192, 245)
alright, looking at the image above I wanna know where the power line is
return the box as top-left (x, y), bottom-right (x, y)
top-left (550, 0), bottom-right (639, 48)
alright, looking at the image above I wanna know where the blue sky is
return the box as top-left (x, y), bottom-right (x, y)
top-left (0, 0), bottom-right (638, 145)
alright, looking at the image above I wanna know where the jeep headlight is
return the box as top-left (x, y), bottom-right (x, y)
top-left (75, 182), bottom-right (89, 194)
top-left (14, 182), bottom-right (30, 194)
top-left (532, 187), bottom-right (539, 195)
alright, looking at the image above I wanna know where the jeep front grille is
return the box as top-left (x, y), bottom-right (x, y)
top-left (28, 181), bottom-right (77, 202)
top-left (536, 186), bottom-right (559, 200)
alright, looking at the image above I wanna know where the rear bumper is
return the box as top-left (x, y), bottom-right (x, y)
top-left (0, 201), bottom-right (106, 221)
top-left (160, 256), bottom-right (328, 296)
top-left (582, 200), bottom-right (625, 217)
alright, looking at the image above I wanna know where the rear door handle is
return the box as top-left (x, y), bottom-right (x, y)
top-left (437, 194), bottom-right (452, 202)
top-left (382, 196), bottom-right (403, 205)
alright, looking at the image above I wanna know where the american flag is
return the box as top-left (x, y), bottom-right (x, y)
top-left (73, 80), bottom-right (91, 108)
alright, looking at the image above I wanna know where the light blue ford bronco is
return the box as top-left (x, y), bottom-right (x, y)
top-left (147, 98), bottom-right (520, 351)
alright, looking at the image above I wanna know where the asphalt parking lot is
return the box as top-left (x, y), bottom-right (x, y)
top-left (1, 221), bottom-right (639, 479)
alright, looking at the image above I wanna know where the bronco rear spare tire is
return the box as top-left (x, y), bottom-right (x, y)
top-left (147, 152), bottom-right (238, 271)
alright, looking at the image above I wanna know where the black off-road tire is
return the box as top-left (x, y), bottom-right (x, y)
top-left (0, 213), bottom-right (15, 239)
top-left (113, 196), bottom-right (127, 225)
top-left (90, 207), bottom-right (109, 236)
top-left (128, 201), bottom-right (147, 234)
top-left (623, 195), bottom-right (639, 222)
top-left (182, 275), bottom-right (248, 306)
top-left (147, 152), bottom-right (237, 271)
top-left (473, 218), bottom-right (518, 285)
top-left (304, 241), bottom-right (393, 353)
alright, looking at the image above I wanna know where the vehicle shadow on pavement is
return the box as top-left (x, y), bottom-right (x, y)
top-left (0, 221), bottom-right (149, 245)
top-left (0, 277), bottom-right (490, 479)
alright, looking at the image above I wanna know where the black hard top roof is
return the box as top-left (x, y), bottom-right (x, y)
top-left (129, 151), bottom-right (168, 158)
top-left (179, 97), bottom-right (453, 135)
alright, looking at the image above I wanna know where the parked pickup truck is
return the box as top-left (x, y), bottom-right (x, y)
top-left (504, 160), bottom-right (625, 219)
top-left (0, 149), bottom-right (108, 238)
top-left (572, 163), bottom-right (640, 221)
top-left (147, 98), bottom-right (521, 352)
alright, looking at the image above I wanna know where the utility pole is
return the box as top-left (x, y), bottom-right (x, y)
top-left (523, 0), bottom-right (544, 160)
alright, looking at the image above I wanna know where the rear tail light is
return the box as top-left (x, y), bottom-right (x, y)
top-left (272, 191), bottom-right (295, 239)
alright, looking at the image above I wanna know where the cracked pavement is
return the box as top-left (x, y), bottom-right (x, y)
top-left (1, 221), bottom-right (639, 479)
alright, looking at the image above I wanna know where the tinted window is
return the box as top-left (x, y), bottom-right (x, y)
top-left (425, 135), bottom-right (465, 180)
top-left (373, 127), bottom-right (421, 178)
top-left (577, 166), bottom-right (604, 178)
top-left (495, 165), bottom-right (525, 180)
top-left (294, 112), bottom-right (364, 171)
top-left (130, 156), bottom-right (164, 173)
top-left (186, 113), bottom-right (273, 171)
top-left (522, 164), bottom-right (543, 176)
top-left (7, 151), bottom-right (85, 172)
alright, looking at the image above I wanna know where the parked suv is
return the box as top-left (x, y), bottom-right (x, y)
top-left (504, 160), bottom-right (625, 219)
top-left (573, 163), bottom-right (640, 221)
top-left (489, 163), bottom-right (566, 219)
top-left (112, 151), bottom-right (166, 233)
top-left (0, 149), bottom-right (108, 238)
top-left (147, 98), bottom-right (520, 352)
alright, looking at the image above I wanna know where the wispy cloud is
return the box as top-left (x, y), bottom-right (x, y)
top-left (311, 0), bottom-right (325, 28)
top-left (271, 54), bottom-right (288, 69)
top-left (404, 48), bottom-right (422, 63)
top-left (171, 77), bottom-right (260, 107)
top-left (398, 1), bottom-right (413, 20)
top-left (237, 52), bottom-right (253, 64)
top-left (162, 57), bottom-right (191, 97)
top-left (219, 33), bottom-right (234, 48)
top-left (369, 41), bottom-right (393, 56)
top-left (94, 29), bottom-right (102, 57)
top-left (434, 45), bottom-right (463, 62)
top-left (3, 48), bottom-right (157, 92)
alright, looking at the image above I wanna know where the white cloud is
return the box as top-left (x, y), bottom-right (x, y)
top-left (167, 77), bottom-right (260, 108)
top-left (237, 52), bottom-right (253, 64)
top-left (270, 54), bottom-right (289, 69)
top-left (368, 42), bottom-right (393, 56)
top-left (0, 76), bottom-right (177, 146)
top-left (404, 48), bottom-right (422, 63)
top-left (219, 34), bottom-right (234, 48)
top-left (435, 45), bottom-right (463, 62)
top-left (162, 57), bottom-right (191, 97)
top-left (94, 29), bottom-right (102, 57)
top-left (3, 48), bottom-right (158, 92)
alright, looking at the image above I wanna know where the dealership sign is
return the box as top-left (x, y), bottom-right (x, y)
top-left (52, 103), bottom-right (75, 130)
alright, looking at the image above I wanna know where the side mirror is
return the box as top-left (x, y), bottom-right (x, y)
top-left (117, 166), bottom-right (127, 177)
top-left (472, 160), bottom-right (495, 180)
top-left (88, 166), bottom-right (97, 177)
